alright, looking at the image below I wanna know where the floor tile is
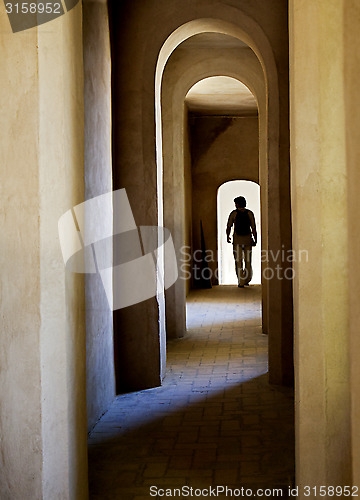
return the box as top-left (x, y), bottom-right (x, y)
top-left (88, 285), bottom-right (294, 499)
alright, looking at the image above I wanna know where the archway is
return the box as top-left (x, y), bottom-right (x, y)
top-left (218, 180), bottom-right (261, 285)
top-left (156, 25), bottom-right (294, 385)
top-left (159, 35), bottom-right (264, 340)
top-left (109, 3), bottom-right (292, 392)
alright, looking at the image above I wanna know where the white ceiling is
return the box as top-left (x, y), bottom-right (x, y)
top-left (180, 32), bottom-right (248, 50)
top-left (185, 76), bottom-right (258, 116)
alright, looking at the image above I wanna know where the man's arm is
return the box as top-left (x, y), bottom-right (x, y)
top-left (226, 225), bottom-right (231, 243)
top-left (226, 211), bottom-right (235, 243)
top-left (249, 211), bottom-right (257, 245)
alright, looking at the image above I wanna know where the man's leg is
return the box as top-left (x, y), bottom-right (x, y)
top-left (233, 244), bottom-right (242, 285)
top-left (243, 245), bottom-right (253, 285)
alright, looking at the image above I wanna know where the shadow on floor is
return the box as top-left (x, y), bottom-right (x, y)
top-left (88, 374), bottom-right (294, 499)
top-left (88, 286), bottom-right (294, 499)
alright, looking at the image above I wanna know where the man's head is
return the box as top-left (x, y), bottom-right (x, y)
top-left (234, 196), bottom-right (246, 208)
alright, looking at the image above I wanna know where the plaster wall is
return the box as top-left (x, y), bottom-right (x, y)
top-left (110, 1), bottom-right (163, 391)
top-left (0, 4), bottom-right (88, 499)
top-left (344, 0), bottom-right (360, 485)
top-left (165, 105), bottom-right (192, 340)
top-left (0, 11), bottom-right (42, 499)
top-left (190, 115), bottom-right (259, 285)
top-left (290, 0), bottom-right (351, 491)
top-left (83, 0), bottom-right (115, 432)
top-left (39, 9), bottom-right (88, 498)
top-left (184, 108), bottom-right (193, 297)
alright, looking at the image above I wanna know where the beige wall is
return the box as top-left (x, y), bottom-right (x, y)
top-left (39, 9), bottom-right (88, 499)
top-left (344, 0), bottom-right (360, 485)
top-left (0, 11), bottom-right (43, 499)
top-left (83, 0), bottom-right (115, 432)
top-left (290, 0), bottom-right (352, 491)
top-left (0, 4), bottom-right (88, 499)
top-left (184, 108), bottom-right (193, 296)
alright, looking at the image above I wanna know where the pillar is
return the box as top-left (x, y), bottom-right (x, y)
top-left (0, 4), bottom-right (88, 498)
top-left (290, 0), bottom-right (352, 491)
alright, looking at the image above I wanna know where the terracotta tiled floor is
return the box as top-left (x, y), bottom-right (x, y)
top-left (88, 285), bottom-right (294, 499)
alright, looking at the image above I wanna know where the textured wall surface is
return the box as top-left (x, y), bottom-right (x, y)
top-left (0, 11), bottom-right (43, 500)
top-left (0, 3), bottom-right (88, 499)
top-left (290, 0), bottom-right (352, 493)
top-left (344, 0), bottom-right (360, 486)
top-left (38, 7), bottom-right (88, 499)
top-left (83, 0), bottom-right (115, 433)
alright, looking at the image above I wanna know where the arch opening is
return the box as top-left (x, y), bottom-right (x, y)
top-left (155, 15), bottom-right (293, 386)
top-left (217, 180), bottom-right (261, 285)
top-left (158, 28), bottom-right (266, 345)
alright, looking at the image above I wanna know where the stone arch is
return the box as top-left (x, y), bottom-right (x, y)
top-left (161, 49), bottom-right (264, 338)
top-left (111, 3), bottom-right (292, 389)
top-left (156, 19), bottom-right (291, 384)
top-left (155, 17), bottom-right (278, 237)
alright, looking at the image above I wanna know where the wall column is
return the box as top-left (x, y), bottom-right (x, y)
top-left (0, 4), bottom-right (88, 498)
top-left (83, 0), bottom-right (115, 432)
top-left (290, 0), bottom-right (351, 491)
top-left (344, 0), bottom-right (360, 486)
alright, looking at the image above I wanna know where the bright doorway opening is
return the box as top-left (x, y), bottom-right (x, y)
top-left (217, 180), bottom-right (261, 284)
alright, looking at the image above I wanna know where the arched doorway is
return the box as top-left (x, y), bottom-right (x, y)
top-left (218, 180), bottom-right (261, 285)
top-left (156, 25), bottom-right (293, 385)
top-left (109, 5), bottom-right (293, 391)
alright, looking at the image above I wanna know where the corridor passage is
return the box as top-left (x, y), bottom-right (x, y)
top-left (88, 286), bottom-right (294, 499)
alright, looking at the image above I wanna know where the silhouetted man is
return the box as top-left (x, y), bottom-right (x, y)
top-left (226, 196), bottom-right (257, 287)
